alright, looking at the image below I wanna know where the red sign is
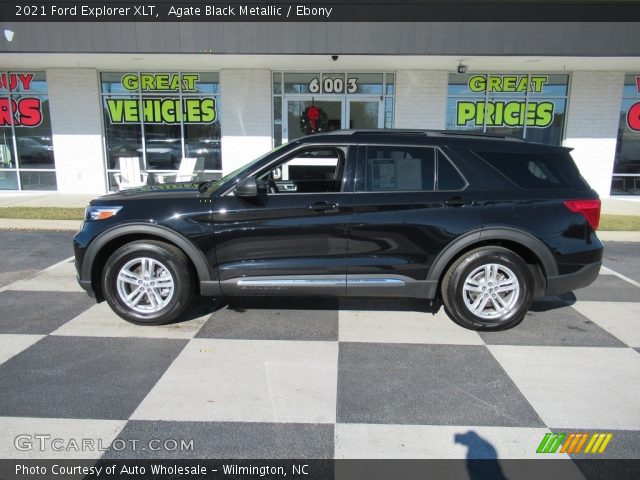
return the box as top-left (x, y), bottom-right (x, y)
top-left (0, 73), bottom-right (43, 127)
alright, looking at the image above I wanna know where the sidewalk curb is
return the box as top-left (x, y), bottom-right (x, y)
top-left (597, 231), bottom-right (640, 242)
top-left (0, 219), bottom-right (81, 231)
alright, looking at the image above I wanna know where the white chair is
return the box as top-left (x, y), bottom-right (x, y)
top-left (155, 157), bottom-right (204, 183)
top-left (113, 157), bottom-right (148, 191)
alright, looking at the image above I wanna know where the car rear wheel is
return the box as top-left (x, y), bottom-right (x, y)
top-left (102, 240), bottom-right (194, 325)
top-left (441, 246), bottom-right (534, 331)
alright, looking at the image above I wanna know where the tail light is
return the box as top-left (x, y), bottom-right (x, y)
top-left (563, 199), bottom-right (601, 230)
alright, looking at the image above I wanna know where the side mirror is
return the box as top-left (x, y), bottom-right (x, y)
top-left (233, 177), bottom-right (258, 197)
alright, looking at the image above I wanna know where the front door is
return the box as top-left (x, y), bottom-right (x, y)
top-left (211, 145), bottom-right (356, 296)
top-left (346, 98), bottom-right (384, 129)
top-left (283, 97), bottom-right (344, 142)
top-left (283, 96), bottom-right (384, 142)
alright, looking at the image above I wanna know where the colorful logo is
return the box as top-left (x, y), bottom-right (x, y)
top-left (536, 432), bottom-right (613, 454)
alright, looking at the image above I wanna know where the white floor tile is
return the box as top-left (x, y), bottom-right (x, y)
top-left (0, 417), bottom-right (126, 459)
top-left (51, 303), bottom-right (208, 339)
top-left (488, 345), bottom-right (640, 429)
top-left (0, 334), bottom-right (44, 365)
top-left (338, 309), bottom-right (483, 345)
top-left (335, 424), bottom-right (559, 459)
top-left (3, 260), bottom-right (82, 292)
top-left (599, 266), bottom-right (616, 276)
top-left (572, 302), bottom-right (640, 347)
top-left (131, 339), bottom-right (338, 423)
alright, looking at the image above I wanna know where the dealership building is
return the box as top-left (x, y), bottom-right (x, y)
top-left (0, 21), bottom-right (638, 197)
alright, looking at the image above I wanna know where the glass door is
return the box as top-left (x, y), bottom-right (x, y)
top-left (346, 98), bottom-right (383, 129)
top-left (283, 97), bottom-right (344, 142)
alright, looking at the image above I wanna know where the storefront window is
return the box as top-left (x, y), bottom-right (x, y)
top-left (273, 72), bottom-right (395, 146)
top-left (612, 74), bottom-right (640, 196)
top-left (100, 72), bottom-right (221, 191)
top-left (0, 71), bottom-right (56, 190)
top-left (447, 73), bottom-right (569, 145)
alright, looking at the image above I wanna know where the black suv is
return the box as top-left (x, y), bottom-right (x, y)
top-left (74, 130), bottom-right (603, 331)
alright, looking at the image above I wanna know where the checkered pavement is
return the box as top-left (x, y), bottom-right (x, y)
top-left (0, 257), bottom-right (638, 461)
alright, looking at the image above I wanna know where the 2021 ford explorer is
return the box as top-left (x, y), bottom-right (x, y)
top-left (74, 130), bottom-right (603, 330)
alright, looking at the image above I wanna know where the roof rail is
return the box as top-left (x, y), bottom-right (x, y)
top-left (327, 129), bottom-right (526, 141)
top-left (436, 131), bottom-right (527, 141)
top-left (330, 129), bottom-right (428, 136)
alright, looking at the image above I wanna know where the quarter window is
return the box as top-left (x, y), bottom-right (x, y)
top-left (474, 150), bottom-right (587, 190)
top-left (437, 152), bottom-right (467, 190)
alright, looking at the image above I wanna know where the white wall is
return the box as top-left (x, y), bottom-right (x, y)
top-left (219, 69), bottom-right (273, 174)
top-left (394, 71), bottom-right (448, 129)
top-left (563, 71), bottom-right (625, 198)
top-left (47, 68), bottom-right (106, 194)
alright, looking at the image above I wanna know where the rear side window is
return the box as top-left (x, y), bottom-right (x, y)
top-left (474, 150), bottom-right (588, 190)
top-left (365, 146), bottom-right (435, 191)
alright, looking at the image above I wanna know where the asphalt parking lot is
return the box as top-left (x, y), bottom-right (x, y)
top-left (0, 231), bottom-right (638, 462)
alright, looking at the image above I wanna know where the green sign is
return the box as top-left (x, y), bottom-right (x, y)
top-left (106, 73), bottom-right (217, 124)
top-left (456, 75), bottom-right (554, 128)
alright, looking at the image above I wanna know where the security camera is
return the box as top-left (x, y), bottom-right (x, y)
top-left (457, 64), bottom-right (468, 74)
top-left (331, 55), bottom-right (339, 62)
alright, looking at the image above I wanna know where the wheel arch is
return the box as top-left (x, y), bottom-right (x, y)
top-left (428, 227), bottom-right (557, 297)
top-left (82, 223), bottom-right (215, 300)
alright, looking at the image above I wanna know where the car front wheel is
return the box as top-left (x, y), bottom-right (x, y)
top-left (102, 240), bottom-right (194, 325)
top-left (441, 246), bottom-right (534, 331)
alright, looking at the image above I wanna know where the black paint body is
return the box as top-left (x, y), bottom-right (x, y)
top-left (74, 130), bottom-right (603, 302)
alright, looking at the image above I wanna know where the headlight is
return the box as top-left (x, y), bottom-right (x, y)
top-left (85, 206), bottom-right (123, 221)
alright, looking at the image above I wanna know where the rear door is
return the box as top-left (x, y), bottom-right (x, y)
top-left (346, 143), bottom-right (485, 297)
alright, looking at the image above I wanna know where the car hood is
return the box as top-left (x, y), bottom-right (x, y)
top-left (93, 181), bottom-right (203, 203)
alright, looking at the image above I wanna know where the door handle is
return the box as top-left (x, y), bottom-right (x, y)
top-left (308, 201), bottom-right (340, 213)
top-left (444, 196), bottom-right (471, 207)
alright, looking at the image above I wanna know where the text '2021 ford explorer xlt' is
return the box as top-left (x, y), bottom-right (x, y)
top-left (74, 130), bottom-right (603, 330)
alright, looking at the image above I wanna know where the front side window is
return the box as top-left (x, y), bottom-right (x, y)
top-left (612, 74), bottom-right (640, 195)
top-left (100, 72), bottom-right (221, 191)
top-left (0, 71), bottom-right (56, 190)
top-left (447, 73), bottom-right (568, 145)
top-left (256, 147), bottom-right (346, 194)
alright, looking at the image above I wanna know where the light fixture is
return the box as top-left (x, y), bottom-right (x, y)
top-left (4, 29), bottom-right (14, 42)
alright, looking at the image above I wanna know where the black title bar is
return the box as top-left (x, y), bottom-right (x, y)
top-left (2, 2), bottom-right (640, 22)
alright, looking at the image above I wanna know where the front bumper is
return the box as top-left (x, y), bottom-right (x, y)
top-left (545, 261), bottom-right (601, 296)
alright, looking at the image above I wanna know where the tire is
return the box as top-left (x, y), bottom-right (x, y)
top-left (102, 240), bottom-right (194, 325)
top-left (441, 246), bottom-right (534, 331)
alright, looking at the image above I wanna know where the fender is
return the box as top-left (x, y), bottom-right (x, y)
top-left (426, 226), bottom-right (558, 284)
top-left (81, 223), bottom-right (219, 295)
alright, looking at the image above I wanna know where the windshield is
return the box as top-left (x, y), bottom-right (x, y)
top-left (203, 142), bottom-right (290, 193)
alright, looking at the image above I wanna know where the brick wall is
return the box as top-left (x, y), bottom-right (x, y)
top-left (564, 71), bottom-right (625, 198)
top-left (394, 71), bottom-right (448, 130)
top-left (47, 69), bottom-right (106, 194)
top-left (219, 70), bottom-right (273, 174)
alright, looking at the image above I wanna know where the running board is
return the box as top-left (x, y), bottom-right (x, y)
top-left (220, 275), bottom-right (436, 299)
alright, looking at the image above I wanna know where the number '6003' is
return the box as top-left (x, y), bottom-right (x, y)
top-left (309, 77), bottom-right (358, 94)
